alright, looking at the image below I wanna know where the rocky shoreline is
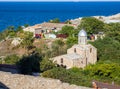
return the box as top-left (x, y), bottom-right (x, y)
top-left (70, 13), bottom-right (120, 25)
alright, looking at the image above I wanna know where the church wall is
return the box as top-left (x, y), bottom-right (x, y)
top-left (52, 56), bottom-right (73, 69)
top-left (92, 48), bottom-right (97, 64)
top-left (51, 29), bottom-right (97, 69)
top-left (85, 46), bottom-right (97, 65)
top-left (67, 46), bottom-right (86, 57)
top-left (78, 36), bottom-right (87, 45)
top-left (73, 59), bottom-right (86, 68)
top-left (53, 44), bottom-right (97, 69)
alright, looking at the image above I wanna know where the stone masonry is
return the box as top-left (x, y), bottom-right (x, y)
top-left (0, 71), bottom-right (93, 89)
top-left (52, 29), bottom-right (97, 69)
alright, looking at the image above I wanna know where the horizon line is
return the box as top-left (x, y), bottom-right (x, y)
top-left (0, 0), bottom-right (120, 2)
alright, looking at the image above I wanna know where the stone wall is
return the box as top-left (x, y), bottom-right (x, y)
top-left (0, 71), bottom-right (93, 89)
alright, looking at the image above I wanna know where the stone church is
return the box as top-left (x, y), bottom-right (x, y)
top-left (52, 29), bottom-right (97, 69)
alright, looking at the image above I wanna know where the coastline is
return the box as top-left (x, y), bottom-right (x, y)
top-left (0, 1), bottom-right (120, 31)
top-left (0, 13), bottom-right (120, 32)
top-left (70, 13), bottom-right (120, 25)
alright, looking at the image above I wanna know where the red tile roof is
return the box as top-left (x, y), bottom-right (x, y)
top-left (92, 81), bottom-right (120, 89)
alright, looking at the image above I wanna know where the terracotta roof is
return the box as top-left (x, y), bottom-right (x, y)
top-left (56, 34), bottom-right (68, 38)
top-left (93, 81), bottom-right (120, 89)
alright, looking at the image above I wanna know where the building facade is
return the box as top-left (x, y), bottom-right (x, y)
top-left (23, 22), bottom-right (77, 38)
top-left (52, 29), bottom-right (97, 69)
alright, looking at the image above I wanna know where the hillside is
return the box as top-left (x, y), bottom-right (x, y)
top-left (0, 39), bottom-right (26, 57)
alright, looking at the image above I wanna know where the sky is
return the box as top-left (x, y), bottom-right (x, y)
top-left (0, 0), bottom-right (120, 2)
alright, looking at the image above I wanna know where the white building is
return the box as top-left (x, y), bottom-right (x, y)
top-left (23, 22), bottom-right (77, 37)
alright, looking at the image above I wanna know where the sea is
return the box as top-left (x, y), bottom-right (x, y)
top-left (0, 1), bottom-right (120, 31)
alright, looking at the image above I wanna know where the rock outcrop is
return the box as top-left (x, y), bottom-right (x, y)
top-left (0, 71), bottom-right (93, 89)
top-left (70, 13), bottom-right (120, 26)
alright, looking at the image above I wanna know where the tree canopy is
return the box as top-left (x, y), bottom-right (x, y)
top-left (78, 17), bottom-right (104, 34)
top-left (59, 25), bottom-right (75, 36)
top-left (49, 18), bottom-right (60, 23)
top-left (104, 23), bottom-right (120, 42)
top-left (17, 53), bottom-right (41, 75)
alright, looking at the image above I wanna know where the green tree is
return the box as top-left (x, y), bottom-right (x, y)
top-left (42, 67), bottom-right (92, 87)
top-left (85, 63), bottom-right (120, 81)
top-left (0, 27), bottom-right (16, 40)
top-left (78, 17), bottom-right (104, 34)
top-left (49, 18), bottom-right (60, 23)
top-left (66, 37), bottom-right (78, 48)
top-left (16, 26), bottom-right (23, 32)
top-left (65, 20), bottom-right (72, 24)
top-left (59, 25), bottom-right (74, 36)
top-left (24, 24), bottom-right (29, 27)
top-left (53, 39), bottom-right (65, 46)
top-left (0, 32), bottom-right (5, 41)
top-left (104, 23), bottom-right (120, 42)
top-left (20, 32), bottom-right (34, 49)
top-left (90, 37), bottom-right (120, 63)
top-left (17, 53), bottom-right (41, 75)
top-left (8, 30), bottom-right (16, 38)
top-left (7, 26), bottom-right (15, 30)
top-left (51, 39), bottom-right (67, 57)
top-left (40, 57), bottom-right (56, 72)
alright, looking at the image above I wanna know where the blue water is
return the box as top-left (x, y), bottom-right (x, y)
top-left (0, 2), bottom-right (120, 31)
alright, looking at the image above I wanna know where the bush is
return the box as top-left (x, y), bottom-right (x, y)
top-left (66, 37), bottom-right (78, 48)
top-left (85, 63), bottom-right (120, 83)
top-left (17, 54), bottom-right (41, 75)
top-left (104, 23), bottom-right (120, 42)
top-left (49, 18), bottom-right (60, 23)
top-left (90, 37), bottom-right (120, 63)
top-left (51, 39), bottom-right (67, 57)
top-left (4, 54), bottom-right (20, 64)
top-left (59, 25), bottom-right (74, 36)
top-left (42, 67), bottom-right (92, 87)
top-left (78, 17), bottom-right (104, 34)
top-left (40, 57), bottom-right (56, 72)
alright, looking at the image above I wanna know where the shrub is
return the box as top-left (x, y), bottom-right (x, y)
top-left (4, 54), bottom-right (20, 64)
top-left (17, 54), bottom-right (41, 75)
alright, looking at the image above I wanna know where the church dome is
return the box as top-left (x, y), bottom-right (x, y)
top-left (78, 29), bottom-right (87, 37)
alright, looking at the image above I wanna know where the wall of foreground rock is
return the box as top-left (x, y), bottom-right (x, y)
top-left (0, 71), bottom-right (93, 89)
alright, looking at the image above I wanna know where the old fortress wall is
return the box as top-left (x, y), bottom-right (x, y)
top-left (0, 71), bottom-right (93, 89)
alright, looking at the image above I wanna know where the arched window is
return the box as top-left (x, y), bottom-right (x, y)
top-left (61, 58), bottom-right (63, 64)
top-left (81, 61), bottom-right (83, 64)
top-left (90, 48), bottom-right (92, 53)
top-left (74, 48), bottom-right (76, 53)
